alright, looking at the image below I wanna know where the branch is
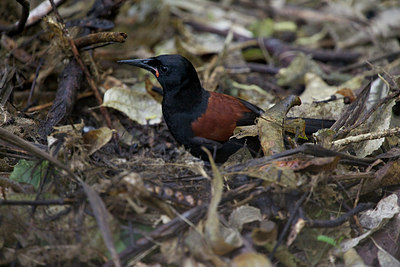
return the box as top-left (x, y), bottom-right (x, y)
top-left (0, 0), bottom-right (30, 35)
top-left (306, 203), bottom-right (374, 228)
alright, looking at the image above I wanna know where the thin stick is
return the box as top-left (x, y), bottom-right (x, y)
top-left (306, 203), bottom-right (373, 228)
top-left (269, 192), bottom-right (308, 259)
top-left (332, 127), bottom-right (400, 147)
top-left (0, 0), bottom-right (30, 35)
top-left (0, 198), bottom-right (75, 206)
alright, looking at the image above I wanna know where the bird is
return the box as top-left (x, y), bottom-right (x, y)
top-left (118, 54), bottom-right (333, 163)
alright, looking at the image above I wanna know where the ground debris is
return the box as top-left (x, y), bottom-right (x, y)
top-left (1, 0), bottom-right (400, 266)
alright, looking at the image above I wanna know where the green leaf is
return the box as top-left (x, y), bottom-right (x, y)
top-left (317, 235), bottom-right (337, 247)
top-left (242, 48), bottom-right (264, 61)
top-left (249, 18), bottom-right (297, 38)
top-left (10, 160), bottom-right (49, 190)
top-left (249, 18), bottom-right (274, 37)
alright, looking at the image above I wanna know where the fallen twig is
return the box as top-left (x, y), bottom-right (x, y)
top-left (0, 0), bottom-right (30, 35)
top-left (306, 203), bottom-right (374, 228)
top-left (25, 0), bottom-right (65, 27)
top-left (103, 204), bottom-right (207, 267)
top-left (332, 127), bottom-right (400, 147)
top-left (0, 198), bottom-right (75, 206)
top-left (48, 0), bottom-right (113, 129)
top-left (269, 192), bottom-right (308, 259)
top-left (74, 32), bottom-right (127, 49)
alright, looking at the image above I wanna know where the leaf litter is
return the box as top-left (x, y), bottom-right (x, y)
top-left (1, 0), bottom-right (400, 266)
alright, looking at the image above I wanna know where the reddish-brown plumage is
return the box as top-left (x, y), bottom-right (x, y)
top-left (191, 92), bottom-right (252, 142)
top-left (119, 54), bottom-right (334, 162)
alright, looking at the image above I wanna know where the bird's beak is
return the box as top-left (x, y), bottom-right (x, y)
top-left (118, 59), bottom-right (160, 77)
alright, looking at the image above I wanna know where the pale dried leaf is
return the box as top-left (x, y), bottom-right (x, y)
top-left (378, 249), bottom-right (400, 267)
top-left (277, 53), bottom-right (324, 87)
top-left (228, 205), bottom-right (262, 232)
top-left (205, 153), bottom-right (242, 255)
top-left (354, 78), bottom-right (394, 157)
top-left (343, 248), bottom-right (367, 267)
top-left (288, 73), bottom-right (362, 120)
top-left (231, 252), bottom-right (272, 267)
top-left (338, 194), bottom-right (400, 252)
top-left (103, 87), bottom-right (162, 125)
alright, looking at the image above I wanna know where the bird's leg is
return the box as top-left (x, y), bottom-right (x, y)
top-left (192, 137), bottom-right (223, 161)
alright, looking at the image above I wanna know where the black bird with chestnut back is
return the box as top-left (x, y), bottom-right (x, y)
top-left (119, 55), bottom-right (333, 162)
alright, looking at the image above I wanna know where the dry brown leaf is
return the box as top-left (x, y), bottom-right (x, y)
top-left (274, 156), bottom-right (340, 174)
top-left (83, 127), bottom-right (114, 155)
top-left (231, 252), bottom-right (272, 267)
top-left (258, 95), bottom-right (301, 156)
top-left (251, 220), bottom-right (278, 246)
top-left (204, 150), bottom-right (243, 255)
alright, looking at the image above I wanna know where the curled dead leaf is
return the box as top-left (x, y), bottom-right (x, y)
top-left (251, 220), bottom-right (277, 246)
top-left (258, 95), bottom-right (301, 156)
top-left (83, 127), bottom-right (115, 155)
top-left (204, 149), bottom-right (243, 255)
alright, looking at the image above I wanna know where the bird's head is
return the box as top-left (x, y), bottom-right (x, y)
top-left (118, 54), bottom-right (201, 95)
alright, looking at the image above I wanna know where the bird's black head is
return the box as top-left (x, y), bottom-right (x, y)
top-left (118, 54), bottom-right (202, 95)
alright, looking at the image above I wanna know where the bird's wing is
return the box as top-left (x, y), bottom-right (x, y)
top-left (191, 92), bottom-right (260, 142)
top-left (237, 98), bottom-right (264, 115)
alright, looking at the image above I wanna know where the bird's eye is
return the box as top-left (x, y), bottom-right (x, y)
top-left (160, 65), bottom-right (168, 73)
